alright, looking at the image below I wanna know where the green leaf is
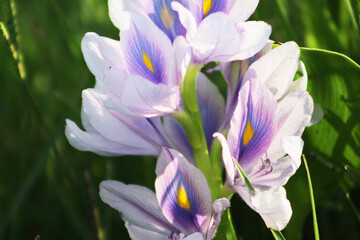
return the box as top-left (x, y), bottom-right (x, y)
top-left (285, 48), bottom-right (360, 239)
top-left (233, 157), bottom-right (255, 192)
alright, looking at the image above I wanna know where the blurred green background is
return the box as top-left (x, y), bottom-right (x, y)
top-left (0, 0), bottom-right (359, 239)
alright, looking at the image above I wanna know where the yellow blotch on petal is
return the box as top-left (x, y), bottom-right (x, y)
top-left (243, 121), bottom-right (255, 147)
top-left (142, 50), bottom-right (154, 73)
top-left (160, 2), bottom-right (174, 30)
top-left (177, 185), bottom-right (191, 211)
top-left (203, 0), bottom-right (213, 17)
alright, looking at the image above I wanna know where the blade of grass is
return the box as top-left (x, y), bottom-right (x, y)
top-left (233, 157), bottom-right (255, 192)
top-left (303, 154), bottom-right (320, 240)
top-left (345, 0), bottom-right (359, 30)
top-left (345, 192), bottom-right (360, 222)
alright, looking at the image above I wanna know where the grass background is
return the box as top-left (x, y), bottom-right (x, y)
top-left (0, 0), bottom-right (359, 239)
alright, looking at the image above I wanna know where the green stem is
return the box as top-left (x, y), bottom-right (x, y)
top-left (303, 154), bottom-right (320, 240)
top-left (175, 63), bottom-right (224, 199)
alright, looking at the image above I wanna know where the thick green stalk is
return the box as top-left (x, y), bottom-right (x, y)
top-left (174, 63), bottom-right (222, 199)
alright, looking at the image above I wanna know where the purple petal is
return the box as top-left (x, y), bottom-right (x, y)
top-left (163, 117), bottom-right (194, 163)
top-left (155, 149), bottom-right (212, 236)
top-left (149, 0), bottom-right (186, 42)
top-left (228, 79), bottom-right (277, 171)
top-left (99, 181), bottom-right (177, 235)
top-left (222, 41), bottom-right (273, 129)
top-left (196, 72), bottom-right (225, 150)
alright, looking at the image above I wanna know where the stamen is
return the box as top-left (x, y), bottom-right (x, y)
top-left (160, 2), bottom-right (174, 30)
top-left (142, 50), bottom-right (154, 73)
top-left (177, 185), bottom-right (191, 211)
top-left (243, 121), bottom-right (254, 147)
top-left (203, 0), bottom-right (213, 17)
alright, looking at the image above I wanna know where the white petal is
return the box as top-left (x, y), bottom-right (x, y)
top-left (229, 21), bottom-right (272, 61)
top-left (308, 102), bottom-right (324, 126)
top-left (213, 133), bottom-right (236, 184)
top-left (126, 222), bottom-right (169, 240)
top-left (185, 232), bottom-right (204, 240)
top-left (119, 75), bottom-right (179, 117)
top-left (228, 0), bottom-right (259, 22)
top-left (243, 41), bottom-right (300, 100)
top-left (235, 185), bottom-right (292, 230)
top-left (267, 91), bottom-right (313, 161)
top-left (108, 0), bottom-right (153, 30)
top-left (81, 32), bottom-right (124, 81)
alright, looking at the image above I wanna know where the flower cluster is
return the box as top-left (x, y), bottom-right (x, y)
top-left (66, 0), bottom-right (317, 239)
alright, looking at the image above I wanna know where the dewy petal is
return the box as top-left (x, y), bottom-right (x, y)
top-left (81, 32), bottom-right (125, 81)
top-left (196, 72), bottom-right (225, 150)
top-left (267, 91), bottom-right (313, 161)
top-left (206, 198), bottom-right (230, 240)
top-left (235, 185), bottom-right (292, 231)
top-left (99, 180), bottom-right (177, 235)
top-left (243, 41), bottom-right (300, 100)
top-left (155, 148), bottom-right (212, 236)
top-left (228, 79), bottom-right (277, 171)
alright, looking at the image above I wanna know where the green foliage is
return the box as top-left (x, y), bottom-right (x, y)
top-left (0, 0), bottom-right (359, 240)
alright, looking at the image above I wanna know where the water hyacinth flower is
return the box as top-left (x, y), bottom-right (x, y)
top-left (81, 13), bottom-right (179, 117)
top-left (100, 148), bottom-right (230, 239)
top-left (214, 78), bottom-right (313, 230)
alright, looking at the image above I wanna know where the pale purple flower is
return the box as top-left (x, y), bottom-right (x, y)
top-left (100, 148), bottom-right (230, 239)
top-left (108, 0), bottom-right (270, 67)
top-left (214, 78), bottom-right (313, 230)
top-left (81, 13), bottom-right (179, 118)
